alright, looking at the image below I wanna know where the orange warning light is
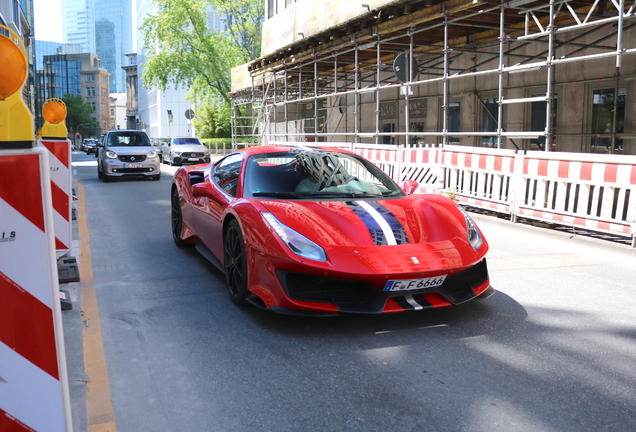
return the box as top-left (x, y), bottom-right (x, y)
top-left (42, 99), bottom-right (67, 124)
top-left (0, 26), bottom-right (27, 101)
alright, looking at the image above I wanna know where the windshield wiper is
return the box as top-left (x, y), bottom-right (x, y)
top-left (252, 191), bottom-right (306, 199)
top-left (305, 191), bottom-right (384, 198)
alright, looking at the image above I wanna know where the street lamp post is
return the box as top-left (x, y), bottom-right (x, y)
top-left (75, 123), bottom-right (89, 149)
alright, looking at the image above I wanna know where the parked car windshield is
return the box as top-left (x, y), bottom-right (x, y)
top-left (243, 150), bottom-right (404, 199)
top-left (173, 138), bottom-right (202, 145)
top-left (107, 132), bottom-right (150, 147)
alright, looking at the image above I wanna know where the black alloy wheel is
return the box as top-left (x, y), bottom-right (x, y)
top-left (224, 220), bottom-right (249, 305)
top-left (171, 187), bottom-right (189, 247)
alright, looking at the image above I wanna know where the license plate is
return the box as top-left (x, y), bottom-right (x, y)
top-left (124, 163), bottom-right (142, 168)
top-left (383, 275), bottom-right (447, 291)
top-left (188, 158), bottom-right (199, 161)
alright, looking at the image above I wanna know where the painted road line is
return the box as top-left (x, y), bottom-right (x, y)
top-left (75, 180), bottom-right (117, 432)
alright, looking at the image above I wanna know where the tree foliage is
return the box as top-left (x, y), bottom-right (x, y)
top-left (141, 0), bottom-right (263, 105)
top-left (193, 100), bottom-right (231, 138)
top-left (62, 94), bottom-right (99, 136)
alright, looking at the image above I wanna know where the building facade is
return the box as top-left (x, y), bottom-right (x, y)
top-left (231, 0), bottom-right (636, 155)
top-left (36, 52), bottom-right (110, 135)
top-left (62, 0), bottom-right (132, 93)
top-left (136, 0), bottom-right (225, 139)
top-left (123, 53), bottom-right (138, 130)
top-left (109, 92), bottom-right (127, 130)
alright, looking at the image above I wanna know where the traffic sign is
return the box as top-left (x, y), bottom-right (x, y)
top-left (185, 109), bottom-right (195, 120)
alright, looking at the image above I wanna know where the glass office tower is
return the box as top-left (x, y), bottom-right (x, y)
top-left (62, 0), bottom-right (132, 93)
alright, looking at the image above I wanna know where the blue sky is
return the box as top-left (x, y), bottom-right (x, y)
top-left (33, 0), bottom-right (64, 42)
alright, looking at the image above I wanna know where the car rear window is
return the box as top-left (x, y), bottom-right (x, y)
top-left (108, 132), bottom-right (150, 147)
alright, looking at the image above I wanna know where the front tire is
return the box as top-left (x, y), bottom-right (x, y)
top-left (171, 187), bottom-right (189, 247)
top-left (224, 220), bottom-right (249, 305)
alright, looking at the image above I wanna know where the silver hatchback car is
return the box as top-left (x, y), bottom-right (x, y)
top-left (97, 130), bottom-right (161, 182)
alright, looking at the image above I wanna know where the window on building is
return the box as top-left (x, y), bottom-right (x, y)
top-left (481, 97), bottom-right (498, 145)
top-left (86, 74), bottom-right (95, 82)
top-left (410, 122), bottom-right (425, 144)
top-left (268, 0), bottom-right (275, 18)
top-left (86, 87), bottom-right (96, 97)
top-left (591, 87), bottom-right (625, 153)
top-left (530, 93), bottom-right (558, 150)
top-left (448, 101), bottom-right (460, 143)
top-left (383, 123), bottom-right (395, 145)
top-left (110, 108), bottom-right (115, 116)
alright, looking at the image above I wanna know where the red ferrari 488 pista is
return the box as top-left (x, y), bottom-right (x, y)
top-left (171, 145), bottom-right (493, 315)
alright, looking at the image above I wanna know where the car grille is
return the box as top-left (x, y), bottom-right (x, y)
top-left (182, 152), bottom-right (205, 158)
top-left (112, 167), bottom-right (155, 174)
top-left (276, 258), bottom-right (489, 313)
top-left (118, 155), bottom-right (147, 162)
top-left (280, 272), bottom-right (374, 303)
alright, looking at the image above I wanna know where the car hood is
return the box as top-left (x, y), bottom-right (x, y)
top-left (172, 144), bottom-right (207, 153)
top-left (258, 194), bottom-right (484, 258)
top-left (106, 146), bottom-right (154, 155)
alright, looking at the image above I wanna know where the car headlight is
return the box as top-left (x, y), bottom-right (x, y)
top-left (173, 151), bottom-right (182, 156)
top-left (262, 212), bottom-right (326, 262)
top-left (457, 206), bottom-right (483, 250)
top-left (147, 149), bottom-right (157, 157)
top-left (106, 150), bottom-right (117, 159)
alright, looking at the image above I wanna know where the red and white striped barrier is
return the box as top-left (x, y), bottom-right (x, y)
top-left (518, 152), bottom-right (636, 237)
top-left (38, 139), bottom-right (72, 252)
top-left (440, 145), bottom-right (519, 213)
top-left (399, 145), bottom-right (442, 194)
top-left (0, 147), bottom-right (72, 432)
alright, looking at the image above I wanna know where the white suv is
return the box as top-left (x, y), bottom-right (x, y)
top-left (97, 130), bottom-right (161, 182)
top-left (161, 137), bottom-right (210, 166)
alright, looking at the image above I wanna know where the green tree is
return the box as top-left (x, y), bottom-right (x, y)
top-left (62, 94), bottom-right (99, 137)
top-left (193, 100), bottom-right (231, 138)
top-left (141, 0), bottom-right (263, 105)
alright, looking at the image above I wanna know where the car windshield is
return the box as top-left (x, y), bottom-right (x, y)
top-left (173, 138), bottom-right (202, 145)
top-left (243, 149), bottom-right (404, 199)
top-left (107, 132), bottom-right (150, 147)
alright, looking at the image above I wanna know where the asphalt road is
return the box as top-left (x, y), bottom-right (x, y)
top-left (62, 150), bottom-right (636, 432)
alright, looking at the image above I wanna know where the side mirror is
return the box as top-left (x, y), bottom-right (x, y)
top-left (402, 179), bottom-right (419, 195)
top-left (97, 141), bottom-right (103, 147)
top-left (191, 182), bottom-right (216, 199)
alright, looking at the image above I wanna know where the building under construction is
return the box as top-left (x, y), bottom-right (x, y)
top-left (229, 0), bottom-right (636, 155)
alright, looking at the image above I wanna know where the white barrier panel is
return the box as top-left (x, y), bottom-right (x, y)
top-left (38, 139), bottom-right (72, 252)
top-left (439, 145), bottom-right (519, 214)
top-left (0, 147), bottom-right (72, 432)
top-left (518, 151), bottom-right (636, 237)
top-left (398, 145), bottom-right (442, 193)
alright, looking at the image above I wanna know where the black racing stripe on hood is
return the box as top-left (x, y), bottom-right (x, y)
top-left (346, 200), bottom-right (409, 246)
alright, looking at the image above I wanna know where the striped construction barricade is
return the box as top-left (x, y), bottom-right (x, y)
top-left (517, 151), bottom-right (636, 238)
top-left (38, 138), bottom-right (73, 252)
top-left (0, 147), bottom-right (73, 432)
top-left (441, 144), bottom-right (519, 214)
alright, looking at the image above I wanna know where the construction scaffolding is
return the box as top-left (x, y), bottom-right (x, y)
top-left (230, 0), bottom-right (636, 154)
